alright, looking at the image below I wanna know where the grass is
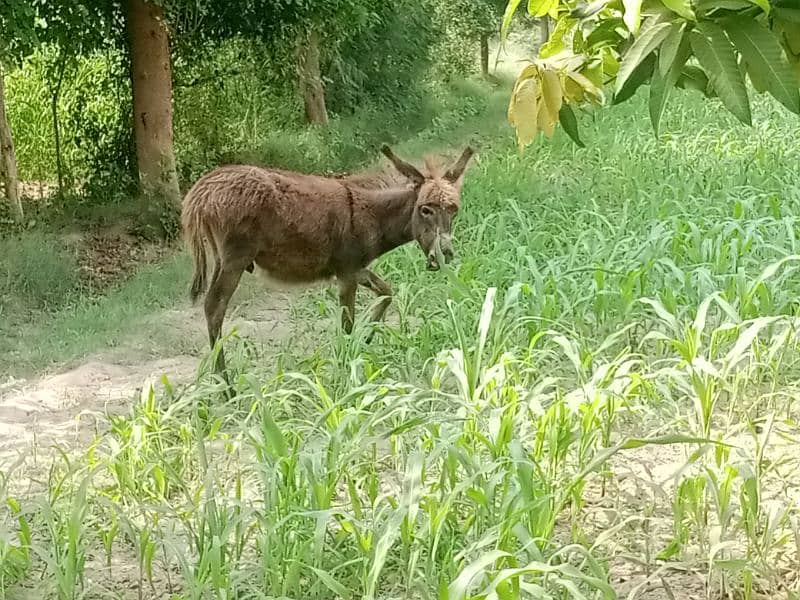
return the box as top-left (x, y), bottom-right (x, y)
top-left (2, 87), bottom-right (800, 598)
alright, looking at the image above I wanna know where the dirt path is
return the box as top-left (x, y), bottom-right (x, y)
top-left (0, 294), bottom-right (295, 465)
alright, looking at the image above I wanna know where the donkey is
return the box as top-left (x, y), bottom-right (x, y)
top-left (181, 145), bottom-right (475, 371)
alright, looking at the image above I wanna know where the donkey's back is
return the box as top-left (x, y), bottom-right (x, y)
top-left (181, 164), bottom-right (356, 302)
top-left (182, 164), bottom-right (349, 228)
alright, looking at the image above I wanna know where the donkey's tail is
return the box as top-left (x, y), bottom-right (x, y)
top-left (181, 194), bottom-right (209, 305)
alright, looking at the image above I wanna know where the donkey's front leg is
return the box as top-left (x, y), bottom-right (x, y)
top-left (358, 269), bottom-right (393, 342)
top-left (338, 276), bottom-right (357, 334)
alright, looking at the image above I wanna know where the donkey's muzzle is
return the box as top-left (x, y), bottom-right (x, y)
top-left (427, 237), bottom-right (454, 271)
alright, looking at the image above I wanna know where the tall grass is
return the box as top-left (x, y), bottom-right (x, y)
top-left (2, 90), bottom-right (800, 598)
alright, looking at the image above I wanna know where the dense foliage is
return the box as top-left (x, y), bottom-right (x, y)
top-left (503, 0), bottom-right (800, 145)
top-left (1, 0), bottom-right (497, 214)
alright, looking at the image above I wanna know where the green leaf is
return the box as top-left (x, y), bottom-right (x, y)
top-left (559, 104), bottom-right (585, 147)
top-left (676, 64), bottom-right (715, 96)
top-left (744, 57), bottom-right (771, 93)
top-left (697, 0), bottom-right (753, 14)
top-left (613, 52), bottom-right (657, 104)
top-left (657, 539), bottom-right (683, 560)
top-left (307, 565), bottom-right (350, 598)
top-left (723, 16), bottom-right (800, 114)
top-left (660, 0), bottom-right (695, 20)
top-left (449, 550), bottom-right (512, 600)
top-left (615, 21), bottom-right (673, 93)
top-left (689, 23), bottom-right (752, 125)
top-left (501, 0), bottom-right (525, 42)
top-left (529, 0), bottom-right (558, 18)
top-left (623, 0), bottom-right (643, 32)
top-left (650, 34), bottom-right (691, 135)
top-left (540, 15), bottom-right (577, 57)
top-left (774, 6), bottom-right (800, 24)
top-left (621, 433), bottom-right (733, 449)
top-left (747, 0), bottom-right (770, 15)
top-left (570, 0), bottom-right (609, 19)
top-left (586, 17), bottom-right (627, 47)
top-left (659, 21), bottom-right (686, 75)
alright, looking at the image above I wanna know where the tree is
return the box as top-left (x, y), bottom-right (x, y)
top-left (27, 0), bottom-right (178, 233)
top-left (126, 0), bottom-right (181, 222)
top-left (299, 29), bottom-right (328, 124)
top-left (438, 0), bottom-right (509, 77)
top-left (32, 0), bottom-right (118, 195)
top-left (502, 0), bottom-right (800, 146)
top-left (0, 0), bottom-right (37, 220)
top-left (0, 61), bottom-right (21, 220)
top-left (183, 0), bottom-right (382, 125)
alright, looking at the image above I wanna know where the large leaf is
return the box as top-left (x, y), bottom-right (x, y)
top-left (615, 21), bottom-right (673, 93)
top-left (559, 104), bottom-right (586, 147)
top-left (501, 0), bottom-right (524, 42)
top-left (586, 17), bottom-right (627, 47)
top-left (538, 100), bottom-right (558, 137)
top-left (508, 77), bottom-right (540, 146)
top-left (774, 7), bottom-right (800, 25)
top-left (448, 550), bottom-right (511, 600)
top-left (747, 0), bottom-right (770, 14)
top-left (541, 68), bottom-right (564, 118)
top-left (689, 23), bottom-right (752, 124)
top-left (613, 52), bottom-right (657, 104)
top-left (659, 21), bottom-right (686, 74)
top-left (744, 57), bottom-right (770, 92)
top-left (697, 0), bottom-right (753, 14)
top-left (529, 0), bottom-right (559, 18)
top-left (723, 16), bottom-right (800, 113)
top-left (623, 0), bottom-right (643, 32)
top-left (568, 70), bottom-right (605, 101)
top-left (676, 64), bottom-right (715, 96)
top-left (650, 35), bottom-right (691, 135)
top-left (660, 0), bottom-right (695, 20)
top-left (541, 15), bottom-right (577, 57)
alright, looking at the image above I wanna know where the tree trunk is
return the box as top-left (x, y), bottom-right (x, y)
top-left (126, 0), bottom-right (180, 232)
top-left (480, 33), bottom-right (490, 78)
top-left (51, 50), bottom-right (68, 194)
top-left (299, 30), bottom-right (328, 125)
top-left (0, 62), bottom-right (22, 221)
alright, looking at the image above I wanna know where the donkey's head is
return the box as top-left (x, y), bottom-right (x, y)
top-left (381, 145), bottom-right (475, 271)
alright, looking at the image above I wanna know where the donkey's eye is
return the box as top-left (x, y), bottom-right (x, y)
top-left (420, 205), bottom-right (434, 217)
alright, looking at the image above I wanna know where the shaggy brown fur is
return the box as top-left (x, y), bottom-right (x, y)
top-left (182, 145), bottom-right (474, 372)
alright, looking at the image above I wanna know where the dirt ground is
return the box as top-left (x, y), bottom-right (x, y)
top-left (0, 225), bottom-right (299, 462)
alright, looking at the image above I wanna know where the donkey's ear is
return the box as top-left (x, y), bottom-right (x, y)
top-left (444, 146), bottom-right (475, 185)
top-left (381, 145), bottom-right (425, 185)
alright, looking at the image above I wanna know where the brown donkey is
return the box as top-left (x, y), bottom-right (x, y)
top-left (182, 145), bottom-right (475, 371)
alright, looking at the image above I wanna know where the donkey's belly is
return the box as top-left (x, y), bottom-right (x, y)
top-left (253, 265), bottom-right (333, 291)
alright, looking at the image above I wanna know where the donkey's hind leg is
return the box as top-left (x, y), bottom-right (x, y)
top-left (338, 276), bottom-right (357, 334)
top-left (204, 264), bottom-right (245, 373)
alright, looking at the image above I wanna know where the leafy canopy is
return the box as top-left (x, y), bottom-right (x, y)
top-left (503, 0), bottom-right (800, 146)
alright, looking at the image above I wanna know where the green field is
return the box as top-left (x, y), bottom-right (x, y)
top-left (2, 80), bottom-right (800, 599)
